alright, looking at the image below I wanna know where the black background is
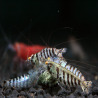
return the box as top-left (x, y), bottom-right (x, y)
top-left (0, 0), bottom-right (98, 52)
top-left (0, 2), bottom-right (98, 97)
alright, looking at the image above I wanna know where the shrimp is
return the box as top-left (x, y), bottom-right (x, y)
top-left (38, 57), bottom-right (92, 94)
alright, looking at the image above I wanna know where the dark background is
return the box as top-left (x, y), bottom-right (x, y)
top-left (0, 0), bottom-right (98, 53)
top-left (0, 1), bottom-right (98, 97)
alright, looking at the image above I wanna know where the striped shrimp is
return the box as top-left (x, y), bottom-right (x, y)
top-left (26, 47), bottom-right (67, 68)
top-left (2, 67), bottom-right (45, 89)
top-left (38, 57), bottom-right (92, 94)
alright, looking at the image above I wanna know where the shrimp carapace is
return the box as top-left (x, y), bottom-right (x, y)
top-left (26, 48), bottom-right (67, 66)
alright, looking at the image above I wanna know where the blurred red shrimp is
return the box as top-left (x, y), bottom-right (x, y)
top-left (0, 23), bottom-right (48, 73)
top-left (13, 42), bottom-right (47, 60)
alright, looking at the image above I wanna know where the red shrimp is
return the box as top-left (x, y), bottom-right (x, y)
top-left (13, 42), bottom-right (47, 60)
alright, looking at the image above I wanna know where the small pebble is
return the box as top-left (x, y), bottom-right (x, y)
top-left (29, 87), bottom-right (36, 93)
top-left (3, 89), bottom-right (12, 96)
top-left (74, 91), bottom-right (81, 96)
top-left (43, 93), bottom-right (52, 98)
top-left (18, 96), bottom-right (25, 98)
top-left (93, 95), bottom-right (98, 98)
top-left (52, 95), bottom-right (59, 98)
top-left (36, 89), bottom-right (45, 95)
top-left (20, 91), bottom-right (26, 96)
top-left (35, 94), bottom-right (44, 98)
top-left (15, 88), bottom-right (22, 93)
top-left (12, 90), bottom-right (19, 96)
top-left (92, 87), bottom-right (98, 95)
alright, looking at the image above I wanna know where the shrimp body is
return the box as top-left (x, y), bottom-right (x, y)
top-left (26, 48), bottom-right (67, 67)
top-left (13, 42), bottom-right (46, 60)
top-left (44, 57), bottom-right (92, 94)
top-left (2, 68), bottom-right (45, 88)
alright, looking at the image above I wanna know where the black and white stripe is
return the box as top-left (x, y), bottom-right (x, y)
top-left (3, 68), bottom-right (45, 88)
top-left (28, 48), bottom-right (67, 67)
top-left (55, 64), bottom-right (84, 87)
top-left (3, 74), bottom-right (31, 88)
top-left (32, 48), bottom-right (56, 62)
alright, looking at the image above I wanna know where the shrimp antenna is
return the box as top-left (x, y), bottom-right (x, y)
top-left (0, 23), bottom-right (13, 61)
top-left (14, 26), bottom-right (41, 51)
top-left (15, 24), bottom-right (31, 42)
top-left (0, 23), bottom-right (10, 44)
top-left (48, 27), bottom-right (72, 46)
top-left (27, 19), bottom-right (32, 60)
top-left (15, 9), bottom-right (48, 41)
top-left (66, 59), bottom-right (98, 70)
top-left (53, 37), bottom-right (87, 48)
top-left (40, 36), bottom-right (49, 48)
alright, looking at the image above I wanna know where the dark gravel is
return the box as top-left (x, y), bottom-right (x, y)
top-left (0, 79), bottom-right (98, 98)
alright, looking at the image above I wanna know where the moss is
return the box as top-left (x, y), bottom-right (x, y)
top-left (37, 70), bottom-right (57, 87)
